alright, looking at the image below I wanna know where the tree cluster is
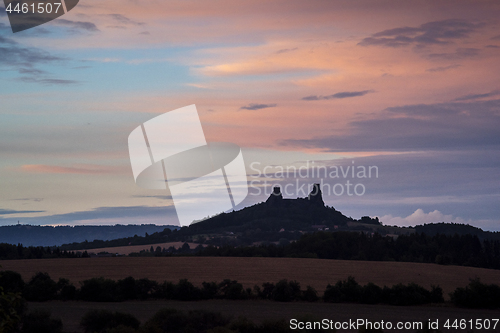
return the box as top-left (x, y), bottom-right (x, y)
top-left (195, 231), bottom-right (500, 269)
top-left (0, 268), bottom-right (63, 333)
top-left (322, 276), bottom-right (443, 305)
top-left (450, 278), bottom-right (500, 308)
top-left (0, 243), bottom-right (87, 260)
top-left (1, 270), bottom-right (448, 307)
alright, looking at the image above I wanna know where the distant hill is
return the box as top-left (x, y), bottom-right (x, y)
top-left (0, 224), bottom-right (178, 247)
top-left (415, 223), bottom-right (500, 241)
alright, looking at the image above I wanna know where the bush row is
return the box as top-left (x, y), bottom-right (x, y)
top-left (323, 276), bottom-right (444, 306)
top-left (4, 269), bottom-right (500, 308)
top-left (450, 278), bottom-right (500, 309)
top-left (0, 270), bottom-right (449, 306)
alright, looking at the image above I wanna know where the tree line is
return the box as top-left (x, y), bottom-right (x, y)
top-left (0, 243), bottom-right (88, 260)
top-left (193, 231), bottom-right (500, 269)
top-left (129, 231), bottom-right (500, 270)
top-left (2, 269), bottom-right (500, 309)
top-left (2, 231), bottom-right (500, 271)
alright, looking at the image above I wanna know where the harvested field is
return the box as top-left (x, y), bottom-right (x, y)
top-left (83, 242), bottom-right (205, 255)
top-left (2, 257), bottom-right (499, 297)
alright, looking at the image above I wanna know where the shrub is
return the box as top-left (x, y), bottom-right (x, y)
top-left (174, 279), bottom-right (202, 301)
top-left (21, 310), bottom-right (63, 333)
top-left (429, 285), bottom-right (444, 303)
top-left (382, 283), bottom-right (430, 306)
top-left (272, 279), bottom-right (301, 302)
top-left (323, 276), bottom-right (361, 303)
top-left (0, 286), bottom-right (26, 333)
top-left (219, 279), bottom-right (247, 300)
top-left (114, 277), bottom-right (158, 300)
top-left (155, 281), bottom-right (175, 299)
top-left (79, 277), bottom-right (119, 302)
top-left (57, 278), bottom-right (76, 301)
top-left (117, 276), bottom-right (138, 300)
top-left (450, 278), bottom-right (500, 308)
top-left (323, 283), bottom-right (341, 303)
top-left (136, 278), bottom-right (158, 299)
top-left (322, 278), bottom-right (438, 306)
top-left (259, 282), bottom-right (275, 299)
top-left (23, 272), bottom-right (58, 302)
top-left (302, 285), bottom-right (319, 302)
top-left (80, 309), bottom-right (140, 333)
top-left (0, 270), bottom-right (25, 294)
top-left (360, 282), bottom-right (382, 304)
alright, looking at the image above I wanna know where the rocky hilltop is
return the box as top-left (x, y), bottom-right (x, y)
top-left (188, 183), bottom-right (380, 234)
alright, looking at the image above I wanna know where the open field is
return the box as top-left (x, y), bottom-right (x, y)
top-left (29, 299), bottom-right (500, 333)
top-left (2, 257), bottom-right (500, 297)
top-left (83, 241), bottom-right (205, 255)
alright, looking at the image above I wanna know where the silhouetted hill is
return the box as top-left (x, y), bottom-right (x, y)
top-left (188, 184), bottom-right (379, 234)
top-left (0, 224), bottom-right (178, 247)
top-left (58, 184), bottom-right (382, 250)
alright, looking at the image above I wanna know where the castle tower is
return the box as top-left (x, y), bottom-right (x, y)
top-left (308, 183), bottom-right (324, 206)
top-left (266, 186), bottom-right (283, 205)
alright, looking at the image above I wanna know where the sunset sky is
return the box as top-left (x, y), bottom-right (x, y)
top-left (1, 0), bottom-right (499, 230)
